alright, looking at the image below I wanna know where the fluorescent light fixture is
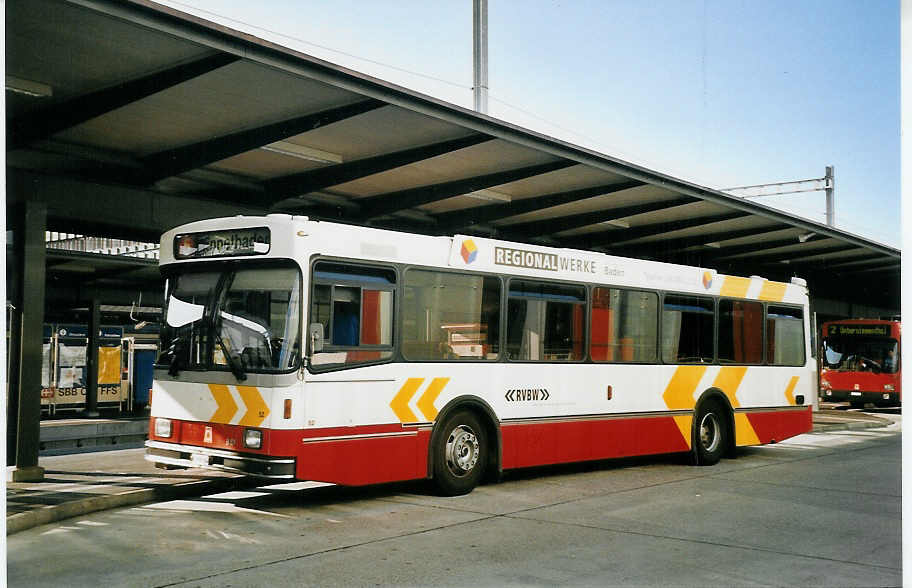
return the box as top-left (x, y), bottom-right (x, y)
top-left (704, 242), bottom-right (722, 249)
top-left (600, 219), bottom-right (630, 228)
top-left (798, 232), bottom-right (816, 243)
top-left (466, 189), bottom-right (511, 202)
top-left (6, 76), bottom-right (53, 97)
top-left (261, 141), bottom-right (343, 164)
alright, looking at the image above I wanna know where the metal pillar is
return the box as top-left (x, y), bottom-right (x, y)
top-left (824, 165), bottom-right (835, 227)
top-left (83, 299), bottom-right (100, 417)
top-left (472, 0), bottom-right (489, 113)
top-left (8, 200), bottom-right (46, 482)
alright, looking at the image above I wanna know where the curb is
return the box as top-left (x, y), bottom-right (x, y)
top-left (812, 418), bottom-right (895, 433)
top-left (6, 473), bottom-right (257, 535)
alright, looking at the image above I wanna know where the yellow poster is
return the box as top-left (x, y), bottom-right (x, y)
top-left (97, 346), bottom-right (121, 385)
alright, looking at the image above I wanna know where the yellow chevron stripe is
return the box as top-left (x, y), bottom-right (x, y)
top-left (390, 378), bottom-right (422, 423)
top-left (734, 413), bottom-right (762, 446)
top-left (758, 280), bottom-right (787, 301)
top-left (673, 415), bottom-right (693, 449)
top-left (417, 377), bottom-right (448, 421)
top-left (209, 384), bottom-right (238, 424)
top-left (784, 375), bottom-right (800, 405)
top-left (237, 385), bottom-right (270, 427)
top-left (712, 366), bottom-right (748, 408)
top-left (662, 366), bottom-right (707, 410)
top-left (720, 276), bottom-right (751, 298)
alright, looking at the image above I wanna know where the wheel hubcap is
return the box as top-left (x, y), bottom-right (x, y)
top-left (699, 412), bottom-right (721, 453)
top-left (445, 425), bottom-right (479, 477)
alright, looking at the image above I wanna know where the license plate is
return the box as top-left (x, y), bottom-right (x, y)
top-left (850, 392), bottom-right (862, 397)
top-left (191, 453), bottom-right (210, 466)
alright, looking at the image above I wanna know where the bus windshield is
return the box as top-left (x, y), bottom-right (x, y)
top-left (822, 337), bottom-right (898, 374)
top-left (158, 262), bottom-right (302, 376)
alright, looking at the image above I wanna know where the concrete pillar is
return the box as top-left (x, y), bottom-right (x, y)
top-left (8, 200), bottom-right (47, 482)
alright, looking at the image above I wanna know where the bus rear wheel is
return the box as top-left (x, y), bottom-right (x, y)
top-left (693, 402), bottom-right (727, 466)
top-left (433, 410), bottom-right (487, 496)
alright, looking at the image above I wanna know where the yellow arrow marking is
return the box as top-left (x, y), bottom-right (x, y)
top-left (237, 385), bottom-right (270, 427)
top-left (391, 378), bottom-right (422, 423)
top-left (734, 414), bottom-right (762, 446)
top-left (720, 276), bottom-right (751, 298)
top-left (417, 377), bottom-right (448, 421)
top-left (673, 415), bottom-right (693, 449)
top-left (662, 366), bottom-right (707, 410)
top-left (784, 375), bottom-right (800, 405)
top-left (209, 384), bottom-right (238, 424)
top-left (712, 366), bottom-right (748, 408)
top-left (758, 280), bottom-right (787, 301)
top-left (711, 366), bottom-right (762, 446)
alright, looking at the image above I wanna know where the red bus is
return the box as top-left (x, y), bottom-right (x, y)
top-left (819, 319), bottom-right (901, 408)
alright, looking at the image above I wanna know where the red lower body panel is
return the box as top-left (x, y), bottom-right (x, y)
top-left (149, 407), bottom-right (811, 486)
top-left (501, 415), bottom-right (690, 470)
top-left (745, 408), bottom-right (812, 444)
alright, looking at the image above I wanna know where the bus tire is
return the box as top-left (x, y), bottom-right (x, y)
top-left (433, 410), bottom-right (487, 496)
top-left (693, 401), bottom-right (727, 466)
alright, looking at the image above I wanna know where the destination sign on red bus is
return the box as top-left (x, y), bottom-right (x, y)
top-left (174, 227), bottom-right (270, 259)
top-left (827, 324), bottom-right (891, 338)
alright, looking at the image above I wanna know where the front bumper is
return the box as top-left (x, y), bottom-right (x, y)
top-left (145, 440), bottom-right (296, 479)
top-left (820, 389), bottom-right (899, 406)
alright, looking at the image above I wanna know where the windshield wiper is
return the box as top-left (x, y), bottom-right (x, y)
top-left (166, 336), bottom-right (185, 377)
top-left (215, 323), bottom-right (247, 382)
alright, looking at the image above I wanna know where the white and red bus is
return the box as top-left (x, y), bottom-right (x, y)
top-left (819, 319), bottom-right (901, 408)
top-left (146, 215), bottom-right (814, 495)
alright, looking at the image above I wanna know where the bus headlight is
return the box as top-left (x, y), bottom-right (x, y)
top-left (244, 428), bottom-right (263, 449)
top-left (884, 384), bottom-right (895, 391)
top-left (155, 418), bottom-right (172, 438)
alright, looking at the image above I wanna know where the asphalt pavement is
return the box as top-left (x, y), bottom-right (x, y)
top-left (4, 406), bottom-right (895, 535)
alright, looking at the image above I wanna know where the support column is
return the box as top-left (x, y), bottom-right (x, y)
top-left (825, 165), bottom-right (835, 227)
top-left (8, 200), bottom-right (46, 482)
top-left (472, 0), bottom-right (489, 114)
top-left (83, 299), bottom-right (100, 417)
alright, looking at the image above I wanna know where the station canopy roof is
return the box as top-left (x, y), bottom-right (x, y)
top-left (7, 0), bottom-right (900, 308)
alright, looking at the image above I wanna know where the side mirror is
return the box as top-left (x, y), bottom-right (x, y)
top-left (309, 323), bottom-right (325, 354)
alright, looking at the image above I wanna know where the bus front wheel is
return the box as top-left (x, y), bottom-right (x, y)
top-left (693, 402), bottom-right (727, 466)
top-left (433, 410), bottom-right (487, 496)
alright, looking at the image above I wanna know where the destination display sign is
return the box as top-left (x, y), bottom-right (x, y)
top-left (827, 324), bottom-right (891, 338)
top-left (174, 227), bottom-right (270, 259)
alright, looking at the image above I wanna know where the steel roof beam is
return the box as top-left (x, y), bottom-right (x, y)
top-left (601, 223), bottom-right (781, 259)
top-left (824, 255), bottom-right (902, 270)
top-left (731, 244), bottom-right (862, 266)
top-left (9, 52), bottom-right (239, 149)
top-left (784, 251), bottom-right (890, 268)
top-left (497, 196), bottom-right (695, 242)
top-left (138, 99), bottom-right (387, 184)
top-left (694, 234), bottom-right (831, 262)
top-left (432, 181), bottom-right (646, 233)
top-left (355, 160), bottom-right (576, 221)
top-left (566, 210), bottom-right (751, 251)
top-left (270, 133), bottom-right (493, 204)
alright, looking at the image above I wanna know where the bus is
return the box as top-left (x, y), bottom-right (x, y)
top-left (819, 319), bottom-right (901, 408)
top-left (145, 214), bottom-right (814, 495)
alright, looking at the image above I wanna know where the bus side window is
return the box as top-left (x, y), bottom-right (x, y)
top-left (309, 262), bottom-right (395, 369)
top-left (590, 287), bottom-right (657, 363)
top-left (767, 306), bottom-right (805, 366)
top-left (662, 294), bottom-right (714, 364)
top-left (506, 280), bottom-right (585, 361)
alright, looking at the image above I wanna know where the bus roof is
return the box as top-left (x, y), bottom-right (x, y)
top-left (161, 215), bottom-right (809, 305)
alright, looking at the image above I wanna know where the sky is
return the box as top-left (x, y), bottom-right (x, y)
top-left (157, 0), bottom-right (901, 248)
